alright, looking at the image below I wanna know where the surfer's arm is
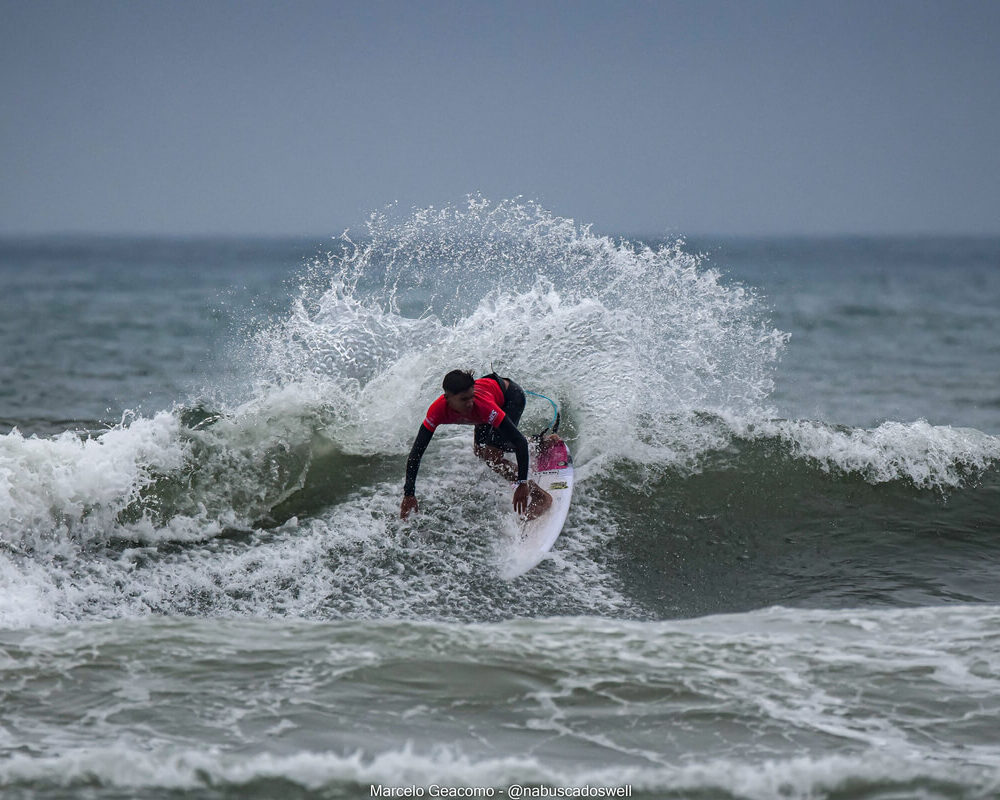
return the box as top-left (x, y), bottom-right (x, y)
top-left (403, 424), bottom-right (434, 497)
top-left (496, 417), bottom-right (529, 483)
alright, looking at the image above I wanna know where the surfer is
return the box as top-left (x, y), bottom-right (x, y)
top-left (400, 370), bottom-right (552, 520)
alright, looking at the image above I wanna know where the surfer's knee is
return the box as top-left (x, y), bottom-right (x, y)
top-left (474, 443), bottom-right (502, 462)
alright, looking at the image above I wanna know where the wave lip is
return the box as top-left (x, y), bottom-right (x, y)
top-left (733, 416), bottom-right (1000, 490)
top-left (0, 412), bottom-right (188, 541)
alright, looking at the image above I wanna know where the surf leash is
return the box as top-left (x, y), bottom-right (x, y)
top-left (524, 390), bottom-right (560, 438)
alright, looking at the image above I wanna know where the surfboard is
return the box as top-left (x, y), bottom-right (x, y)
top-left (501, 435), bottom-right (574, 578)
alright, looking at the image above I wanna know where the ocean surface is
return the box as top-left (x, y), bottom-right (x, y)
top-left (2, 200), bottom-right (999, 799)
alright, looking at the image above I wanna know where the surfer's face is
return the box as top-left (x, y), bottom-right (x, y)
top-left (445, 387), bottom-right (476, 415)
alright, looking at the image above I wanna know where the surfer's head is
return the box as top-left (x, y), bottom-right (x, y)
top-left (442, 370), bottom-right (475, 394)
top-left (443, 370), bottom-right (476, 414)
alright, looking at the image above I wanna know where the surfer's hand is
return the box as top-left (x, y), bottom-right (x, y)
top-left (400, 496), bottom-right (418, 519)
top-left (513, 483), bottom-right (531, 516)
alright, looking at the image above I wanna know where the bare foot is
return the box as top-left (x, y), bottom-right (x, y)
top-left (525, 483), bottom-right (552, 520)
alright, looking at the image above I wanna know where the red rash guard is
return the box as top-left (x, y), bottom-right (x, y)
top-left (422, 378), bottom-right (507, 432)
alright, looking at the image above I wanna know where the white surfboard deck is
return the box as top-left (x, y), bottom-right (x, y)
top-left (500, 436), bottom-right (574, 578)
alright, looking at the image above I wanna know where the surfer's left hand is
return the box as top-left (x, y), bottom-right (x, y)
top-left (400, 496), bottom-right (419, 519)
top-left (513, 483), bottom-right (531, 515)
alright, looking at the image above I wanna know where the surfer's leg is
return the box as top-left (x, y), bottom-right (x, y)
top-left (475, 444), bottom-right (518, 481)
top-left (473, 424), bottom-right (518, 480)
top-left (499, 379), bottom-right (526, 429)
top-left (499, 384), bottom-right (552, 517)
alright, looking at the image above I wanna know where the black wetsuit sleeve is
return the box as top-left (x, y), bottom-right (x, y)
top-left (403, 425), bottom-right (434, 496)
top-left (497, 417), bottom-right (529, 483)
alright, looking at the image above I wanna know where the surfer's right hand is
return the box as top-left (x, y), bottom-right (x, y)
top-left (400, 496), bottom-right (419, 519)
top-left (513, 482), bottom-right (531, 516)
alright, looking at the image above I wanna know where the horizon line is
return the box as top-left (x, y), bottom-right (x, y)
top-left (3, 229), bottom-right (1000, 242)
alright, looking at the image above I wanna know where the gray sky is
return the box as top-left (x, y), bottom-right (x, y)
top-left (2, 0), bottom-right (998, 236)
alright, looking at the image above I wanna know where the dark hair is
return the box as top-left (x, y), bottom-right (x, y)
top-left (442, 369), bottom-right (475, 394)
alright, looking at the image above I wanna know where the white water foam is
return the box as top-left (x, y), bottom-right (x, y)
top-left (0, 412), bottom-right (188, 542)
top-left (2, 746), bottom-right (996, 798)
top-left (729, 415), bottom-right (1000, 490)
top-left (3, 606), bottom-right (1000, 795)
top-left (2, 199), bottom-right (998, 627)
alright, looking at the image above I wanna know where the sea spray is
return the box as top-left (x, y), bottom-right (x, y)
top-left (250, 197), bottom-right (788, 472)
